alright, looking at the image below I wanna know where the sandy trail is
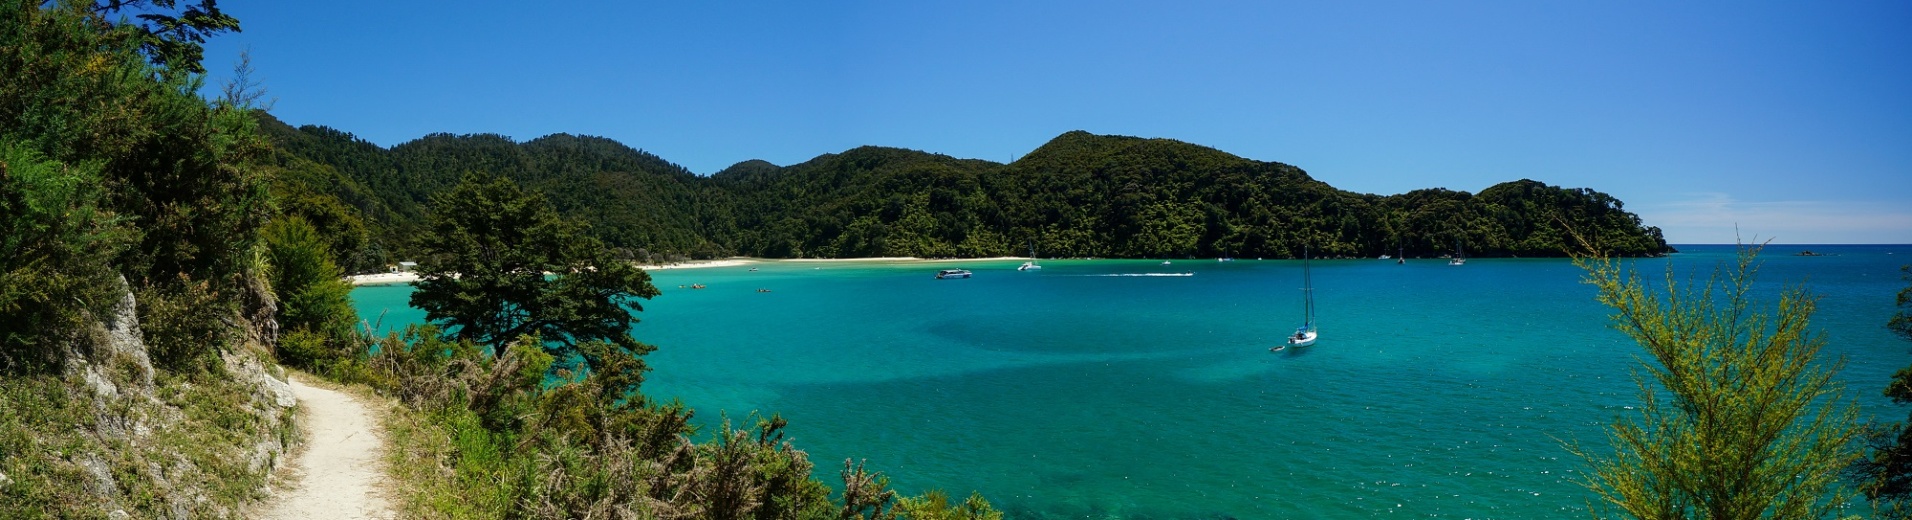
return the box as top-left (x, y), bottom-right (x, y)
top-left (262, 374), bottom-right (394, 520)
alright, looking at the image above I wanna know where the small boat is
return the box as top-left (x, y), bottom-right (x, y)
top-left (1018, 242), bottom-right (1042, 271)
top-left (1449, 239), bottom-right (1466, 266)
top-left (690, 283), bottom-right (707, 289)
top-left (1162, 260), bottom-right (1172, 266)
top-left (936, 269), bottom-right (972, 279)
top-left (1277, 248), bottom-right (1318, 350)
top-left (748, 267), bottom-right (759, 272)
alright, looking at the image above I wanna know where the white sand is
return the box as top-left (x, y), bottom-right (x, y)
top-left (923, 256), bottom-right (1022, 263)
top-left (347, 272), bottom-right (418, 286)
top-left (783, 256), bottom-right (921, 262)
top-left (262, 374), bottom-right (394, 520)
top-left (638, 258), bottom-right (756, 270)
top-left (781, 256), bottom-right (1026, 264)
top-left (349, 257), bottom-right (1029, 284)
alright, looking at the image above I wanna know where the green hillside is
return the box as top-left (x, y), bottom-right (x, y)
top-left (260, 119), bottom-right (1671, 269)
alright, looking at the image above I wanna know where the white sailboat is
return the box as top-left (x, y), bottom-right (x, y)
top-left (1449, 239), bottom-right (1467, 266)
top-left (1018, 242), bottom-right (1042, 271)
top-left (1278, 248), bottom-right (1318, 350)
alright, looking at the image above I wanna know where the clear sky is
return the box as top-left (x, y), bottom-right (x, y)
top-left (197, 1), bottom-right (1912, 244)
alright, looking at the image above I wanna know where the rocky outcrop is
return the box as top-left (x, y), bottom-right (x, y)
top-left (41, 278), bottom-right (297, 519)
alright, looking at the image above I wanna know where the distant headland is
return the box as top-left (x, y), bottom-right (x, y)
top-left (258, 116), bottom-right (1672, 274)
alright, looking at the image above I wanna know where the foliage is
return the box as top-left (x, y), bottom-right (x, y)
top-left (84, 0), bottom-right (241, 74)
top-left (1852, 265), bottom-right (1912, 518)
top-left (895, 490), bottom-right (1002, 520)
top-left (0, 359), bottom-right (297, 518)
top-left (262, 215), bottom-right (358, 368)
top-left (218, 47), bottom-right (273, 110)
top-left (2, 0), bottom-right (270, 370)
top-left (1570, 244), bottom-right (1862, 519)
top-left (261, 124), bottom-right (1673, 263)
top-left (410, 174), bottom-right (661, 361)
top-left (0, 141), bottom-right (130, 372)
top-left (356, 327), bottom-right (994, 520)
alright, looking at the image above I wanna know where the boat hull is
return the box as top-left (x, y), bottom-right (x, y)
top-left (1285, 330), bottom-right (1317, 348)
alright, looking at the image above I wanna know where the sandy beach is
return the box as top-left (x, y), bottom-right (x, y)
top-left (347, 257), bottom-right (1038, 286)
top-left (638, 258), bottom-right (756, 270)
top-left (782, 256), bottom-right (1028, 264)
top-left (347, 272), bottom-right (419, 286)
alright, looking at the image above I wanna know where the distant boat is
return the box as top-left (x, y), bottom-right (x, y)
top-left (936, 269), bottom-right (972, 279)
top-left (1449, 239), bottom-right (1467, 266)
top-left (1162, 260), bottom-right (1172, 266)
top-left (1279, 248), bottom-right (1318, 350)
top-left (1398, 244), bottom-right (1405, 265)
top-left (1019, 242), bottom-right (1042, 271)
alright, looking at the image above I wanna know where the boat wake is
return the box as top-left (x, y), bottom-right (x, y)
top-left (1079, 273), bottom-right (1195, 277)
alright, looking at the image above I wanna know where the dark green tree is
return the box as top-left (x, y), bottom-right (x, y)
top-left (409, 174), bottom-right (660, 362)
top-left (1853, 266), bottom-right (1912, 518)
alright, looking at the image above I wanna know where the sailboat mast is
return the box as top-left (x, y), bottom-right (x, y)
top-left (1301, 247), bottom-right (1314, 328)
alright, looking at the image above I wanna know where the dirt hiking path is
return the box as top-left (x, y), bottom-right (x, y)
top-left (262, 374), bottom-right (395, 519)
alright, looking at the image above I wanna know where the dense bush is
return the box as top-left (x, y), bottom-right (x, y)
top-left (261, 215), bottom-right (359, 369)
top-left (351, 327), bottom-right (992, 519)
top-left (0, 142), bottom-right (129, 372)
top-left (1, 1), bottom-right (269, 371)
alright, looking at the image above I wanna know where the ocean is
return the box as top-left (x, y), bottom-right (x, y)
top-left (350, 244), bottom-right (1912, 518)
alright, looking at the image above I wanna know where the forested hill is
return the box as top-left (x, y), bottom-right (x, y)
top-left (258, 117), bottom-right (1670, 272)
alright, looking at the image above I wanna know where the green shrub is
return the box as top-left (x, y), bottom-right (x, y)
top-left (0, 141), bottom-right (129, 372)
top-left (262, 215), bottom-right (359, 369)
top-left (136, 277), bottom-right (234, 372)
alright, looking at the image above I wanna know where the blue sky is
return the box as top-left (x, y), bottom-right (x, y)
top-left (198, 1), bottom-right (1911, 244)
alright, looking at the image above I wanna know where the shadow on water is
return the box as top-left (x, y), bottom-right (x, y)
top-left (1267, 345), bottom-right (1315, 358)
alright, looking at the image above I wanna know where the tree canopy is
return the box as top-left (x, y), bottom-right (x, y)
top-left (409, 174), bottom-right (661, 359)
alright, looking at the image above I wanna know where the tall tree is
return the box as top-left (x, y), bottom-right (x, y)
top-left (409, 174), bottom-right (660, 361)
top-left (1570, 243), bottom-right (1862, 519)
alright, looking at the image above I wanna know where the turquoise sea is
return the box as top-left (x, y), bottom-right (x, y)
top-left (351, 244), bottom-right (1912, 519)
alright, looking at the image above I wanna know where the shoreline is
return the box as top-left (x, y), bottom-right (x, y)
top-left (637, 258), bottom-right (756, 270)
top-left (347, 272), bottom-right (419, 286)
top-left (349, 257), bottom-right (1047, 286)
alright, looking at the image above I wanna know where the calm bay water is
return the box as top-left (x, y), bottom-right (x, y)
top-left (351, 244), bottom-right (1912, 519)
